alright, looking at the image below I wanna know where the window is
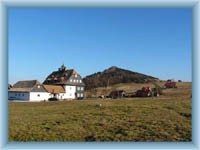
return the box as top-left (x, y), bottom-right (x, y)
top-left (37, 85), bottom-right (40, 88)
top-left (75, 74), bottom-right (77, 78)
top-left (81, 87), bottom-right (84, 91)
top-left (74, 79), bottom-right (76, 82)
top-left (22, 94), bottom-right (24, 96)
top-left (80, 80), bottom-right (82, 83)
top-left (77, 87), bottom-right (80, 90)
top-left (19, 93), bottom-right (21, 96)
top-left (81, 93), bottom-right (83, 97)
top-left (70, 79), bottom-right (72, 82)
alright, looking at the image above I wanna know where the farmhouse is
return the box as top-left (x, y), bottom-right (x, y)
top-left (43, 64), bottom-right (85, 99)
top-left (8, 65), bottom-right (85, 101)
top-left (8, 80), bottom-right (50, 101)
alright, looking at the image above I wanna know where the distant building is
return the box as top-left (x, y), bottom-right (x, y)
top-left (8, 65), bottom-right (85, 101)
top-left (109, 90), bottom-right (126, 99)
top-left (43, 64), bottom-right (85, 99)
top-left (8, 80), bottom-right (49, 101)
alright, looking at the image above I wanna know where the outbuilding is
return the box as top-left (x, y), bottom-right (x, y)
top-left (109, 90), bottom-right (126, 99)
top-left (8, 80), bottom-right (50, 101)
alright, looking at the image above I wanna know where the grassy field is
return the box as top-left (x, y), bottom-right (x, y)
top-left (9, 82), bottom-right (192, 142)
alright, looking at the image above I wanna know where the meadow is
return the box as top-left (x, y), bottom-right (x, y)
top-left (9, 82), bottom-right (192, 142)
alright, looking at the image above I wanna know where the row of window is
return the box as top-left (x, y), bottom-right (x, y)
top-left (15, 93), bottom-right (41, 97)
top-left (77, 87), bottom-right (84, 91)
top-left (70, 79), bottom-right (82, 83)
top-left (15, 93), bottom-right (24, 96)
top-left (49, 93), bottom-right (73, 97)
top-left (77, 93), bottom-right (83, 97)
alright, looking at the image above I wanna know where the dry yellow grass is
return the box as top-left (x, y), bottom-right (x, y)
top-left (85, 81), bottom-right (192, 98)
top-left (9, 98), bottom-right (191, 141)
top-left (9, 81), bottom-right (192, 141)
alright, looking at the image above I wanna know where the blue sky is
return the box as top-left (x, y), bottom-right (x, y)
top-left (8, 8), bottom-right (192, 84)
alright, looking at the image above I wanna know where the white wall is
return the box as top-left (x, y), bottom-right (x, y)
top-left (8, 92), bottom-right (29, 101)
top-left (57, 93), bottom-right (65, 100)
top-left (8, 86), bottom-right (78, 101)
top-left (9, 92), bottom-right (50, 101)
top-left (48, 93), bottom-right (65, 100)
top-left (64, 85), bottom-right (76, 99)
top-left (29, 92), bottom-right (50, 102)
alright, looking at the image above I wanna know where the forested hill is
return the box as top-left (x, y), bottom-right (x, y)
top-left (83, 66), bottom-right (158, 90)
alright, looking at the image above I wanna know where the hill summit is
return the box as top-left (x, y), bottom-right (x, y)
top-left (83, 66), bottom-right (158, 90)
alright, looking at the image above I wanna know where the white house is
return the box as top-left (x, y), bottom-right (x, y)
top-left (8, 80), bottom-right (50, 101)
top-left (43, 64), bottom-right (85, 99)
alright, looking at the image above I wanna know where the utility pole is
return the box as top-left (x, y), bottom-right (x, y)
top-left (107, 79), bottom-right (110, 95)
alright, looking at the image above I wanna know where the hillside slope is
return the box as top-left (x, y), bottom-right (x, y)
top-left (84, 81), bottom-right (191, 98)
top-left (83, 66), bottom-right (158, 90)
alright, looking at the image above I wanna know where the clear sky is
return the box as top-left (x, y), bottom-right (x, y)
top-left (8, 8), bottom-right (192, 85)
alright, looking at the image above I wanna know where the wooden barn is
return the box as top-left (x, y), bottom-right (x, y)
top-left (109, 90), bottom-right (126, 99)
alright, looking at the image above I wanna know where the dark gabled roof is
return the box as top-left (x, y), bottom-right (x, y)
top-left (9, 80), bottom-right (42, 92)
top-left (12, 80), bottom-right (40, 88)
top-left (43, 65), bottom-right (85, 86)
top-left (43, 69), bottom-right (75, 84)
